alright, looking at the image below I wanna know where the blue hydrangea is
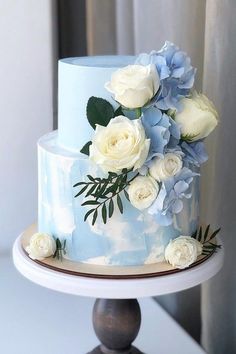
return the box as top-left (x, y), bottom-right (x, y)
top-left (148, 167), bottom-right (198, 226)
top-left (141, 107), bottom-right (169, 161)
top-left (167, 116), bottom-right (181, 149)
top-left (136, 41), bottom-right (196, 111)
top-left (181, 141), bottom-right (208, 166)
top-left (141, 106), bottom-right (181, 162)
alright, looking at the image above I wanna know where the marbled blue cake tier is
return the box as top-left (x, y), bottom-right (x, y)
top-left (38, 131), bottom-right (199, 266)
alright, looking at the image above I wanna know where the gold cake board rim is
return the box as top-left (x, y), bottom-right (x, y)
top-left (21, 224), bottom-right (214, 280)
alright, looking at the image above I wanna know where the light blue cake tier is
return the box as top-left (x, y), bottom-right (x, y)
top-left (38, 131), bottom-right (199, 266)
top-left (58, 56), bottom-right (135, 152)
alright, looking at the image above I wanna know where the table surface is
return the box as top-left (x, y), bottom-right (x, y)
top-left (13, 234), bottom-right (224, 298)
top-left (2, 254), bottom-right (206, 354)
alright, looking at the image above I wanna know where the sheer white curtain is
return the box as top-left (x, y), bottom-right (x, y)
top-left (202, 1), bottom-right (236, 352)
top-left (0, 0), bottom-right (56, 252)
top-left (85, 0), bottom-right (236, 352)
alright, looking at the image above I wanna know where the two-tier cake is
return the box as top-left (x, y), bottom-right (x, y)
top-left (26, 42), bottom-right (219, 270)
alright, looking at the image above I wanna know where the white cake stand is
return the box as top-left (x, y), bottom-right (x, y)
top-left (13, 234), bottom-right (223, 354)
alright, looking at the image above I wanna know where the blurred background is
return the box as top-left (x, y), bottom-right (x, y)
top-left (1, 1), bottom-right (235, 353)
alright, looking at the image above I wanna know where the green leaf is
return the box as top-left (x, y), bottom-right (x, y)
top-left (97, 195), bottom-right (107, 199)
top-left (114, 106), bottom-right (124, 117)
top-left (121, 173), bottom-right (128, 183)
top-left (203, 245), bottom-right (215, 250)
top-left (82, 200), bottom-right (100, 206)
top-left (181, 133), bottom-right (199, 142)
top-left (112, 178), bottom-right (120, 193)
top-left (191, 229), bottom-right (198, 239)
top-left (84, 208), bottom-right (95, 221)
top-left (109, 199), bottom-right (114, 218)
top-left (124, 189), bottom-right (130, 201)
top-left (135, 107), bottom-right (142, 118)
top-left (209, 227), bottom-right (221, 241)
top-left (198, 226), bottom-right (202, 242)
top-left (85, 184), bottom-right (97, 197)
top-left (203, 224), bottom-right (210, 242)
top-left (87, 175), bottom-right (95, 182)
top-left (203, 244), bottom-right (221, 255)
top-left (94, 177), bottom-right (102, 182)
top-left (117, 194), bottom-right (123, 214)
top-left (74, 185), bottom-right (88, 198)
top-left (73, 181), bottom-right (86, 187)
top-left (95, 181), bottom-right (109, 198)
top-left (202, 251), bottom-right (211, 256)
top-left (92, 210), bottom-right (98, 225)
top-left (208, 241), bottom-right (221, 248)
top-left (80, 141), bottom-right (92, 155)
top-left (119, 179), bottom-right (126, 191)
top-left (105, 184), bottom-right (116, 195)
top-left (87, 96), bottom-right (114, 129)
top-left (102, 204), bottom-right (107, 224)
top-left (108, 171), bottom-right (117, 177)
top-left (52, 238), bottom-right (67, 261)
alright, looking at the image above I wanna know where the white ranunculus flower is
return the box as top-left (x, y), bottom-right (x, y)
top-left (105, 64), bottom-right (160, 109)
top-left (89, 116), bottom-right (150, 173)
top-left (165, 236), bottom-right (203, 269)
top-left (174, 92), bottom-right (218, 141)
top-left (26, 233), bottom-right (56, 261)
top-left (149, 153), bottom-right (183, 182)
top-left (128, 176), bottom-right (159, 210)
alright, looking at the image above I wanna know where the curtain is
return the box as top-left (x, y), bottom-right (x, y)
top-left (201, 1), bottom-right (236, 353)
top-left (57, 1), bottom-right (236, 352)
top-left (58, 0), bottom-right (87, 58)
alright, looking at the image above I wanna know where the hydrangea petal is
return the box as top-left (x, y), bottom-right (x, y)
top-left (141, 107), bottom-right (173, 161)
top-left (181, 141), bottom-right (208, 166)
top-left (136, 41), bottom-right (196, 110)
top-left (148, 184), bottom-right (167, 214)
top-left (172, 199), bottom-right (183, 213)
top-left (148, 167), bottom-right (198, 226)
top-left (168, 117), bottom-right (181, 148)
top-left (172, 67), bottom-right (185, 78)
top-left (174, 180), bottom-right (189, 194)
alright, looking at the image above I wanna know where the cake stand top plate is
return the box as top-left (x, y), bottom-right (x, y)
top-left (13, 229), bottom-right (224, 299)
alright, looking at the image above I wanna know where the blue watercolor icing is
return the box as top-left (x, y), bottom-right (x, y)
top-left (38, 131), bottom-right (200, 266)
top-left (58, 55), bottom-right (136, 152)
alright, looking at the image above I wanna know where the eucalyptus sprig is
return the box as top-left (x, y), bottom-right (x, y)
top-left (191, 225), bottom-right (221, 256)
top-left (73, 168), bottom-right (137, 225)
top-left (53, 238), bottom-right (67, 261)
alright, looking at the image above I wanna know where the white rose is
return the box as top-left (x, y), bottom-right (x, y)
top-left (128, 176), bottom-right (159, 210)
top-left (165, 236), bottom-right (203, 269)
top-left (149, 153), bottom-right (183, 182)
top-left (174, 92), bottom-right (218, 141)
top-left (105, 64), bottom-right (160, 109)
top-left (89, 116), bottom-right (150, 173)
top-left (26, 233), bottom-right (56, 261)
